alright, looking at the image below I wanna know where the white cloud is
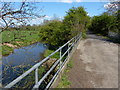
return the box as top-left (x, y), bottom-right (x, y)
top-left (28, 15), bottom-right (52, 25)
top-left (60, 0), bottom-right (72, 3)
top-left (60, 0), bottom-right (82, 3)
top-left (44, 15), bottom-right (51, 19)
top-left (76, 0), bottom-right (81, 2)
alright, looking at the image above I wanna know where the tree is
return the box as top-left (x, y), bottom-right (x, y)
top-left (39, 7), bottom-right (90, 48)
top-left (39, 20), bottom-right (67, 48)
top-left (89, 13), bottom-right (115, 36)
top-left (116, 10), bottom-right (120, 29)
top-left (0, 1), bottom-right (44, 30)
top-left (63, 6), bottom-right (90, 38)
top-left (104, 0), bottom-right (120, 41)
top-left (116, 10), bottom-right (120, 41)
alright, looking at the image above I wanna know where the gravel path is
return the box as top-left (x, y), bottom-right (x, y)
top-left (67, 37), bottom-right (118, 88)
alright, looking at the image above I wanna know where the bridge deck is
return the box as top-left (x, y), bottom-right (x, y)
top-left (59, 36), bottom-right (118, 88)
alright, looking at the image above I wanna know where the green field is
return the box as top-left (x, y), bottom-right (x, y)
top-left (1, 30), bottom-right (40, 56)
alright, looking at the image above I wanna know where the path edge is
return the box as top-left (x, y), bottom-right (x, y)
top-left (50, 38), bottom-right (82, 88)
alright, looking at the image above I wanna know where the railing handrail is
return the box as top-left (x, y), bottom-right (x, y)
top-left (4, 32), bottom-right (82, 89)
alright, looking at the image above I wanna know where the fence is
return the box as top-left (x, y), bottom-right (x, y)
top-left (4, 32), bottom-right (82, 89)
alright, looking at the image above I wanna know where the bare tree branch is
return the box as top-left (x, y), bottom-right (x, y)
top-left (104, 0), bottom-right (120, 14)
top-left (0, 1), bottom-right (45, 30)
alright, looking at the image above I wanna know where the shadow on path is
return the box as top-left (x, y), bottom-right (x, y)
top-left (87, 32), bottom-right (120, 44)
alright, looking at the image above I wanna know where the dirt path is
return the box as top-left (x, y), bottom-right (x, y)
top-left (67, 38), bottom-right (118, 88)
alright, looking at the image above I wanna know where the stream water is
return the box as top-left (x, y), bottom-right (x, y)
top-left (2, 42), bottom-right (47, 86)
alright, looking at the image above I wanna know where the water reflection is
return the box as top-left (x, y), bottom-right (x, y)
top-left (2, 42), bottom-right (47, 86)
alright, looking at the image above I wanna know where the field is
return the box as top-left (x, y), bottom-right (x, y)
top-left (1, 30), bottom-right (40, 56)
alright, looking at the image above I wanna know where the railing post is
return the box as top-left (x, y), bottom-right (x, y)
top-left (73, 37), bottom-right (75, 48)
top-left (68, 43), bottom-right (70, 57)
top-left (60, 49), bottom-right (62, 58)
top-left (35, 68), bottom-right (38, 85)
top-left (59, 49), bottom-right (62, 67)
top-left (75, 36), bottom-right (77, 43)
top-left (76, 34), bottom-right (79, 44)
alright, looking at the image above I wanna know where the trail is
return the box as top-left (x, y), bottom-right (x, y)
top-left (67, 34), bottom-right (118, 88)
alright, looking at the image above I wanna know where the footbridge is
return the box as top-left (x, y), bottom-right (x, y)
top-left (4, 33), bottom-right (82, 89)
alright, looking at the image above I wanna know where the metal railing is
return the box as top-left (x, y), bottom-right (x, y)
top-left (4, 32), bottom-right (82, 89)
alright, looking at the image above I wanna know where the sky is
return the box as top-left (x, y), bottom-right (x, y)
top-left (0, 1), bottom-right (111, 26)
top-left (40, 2), bottom-right (107, 17)
top-left (28, 2), bottom-right (108, 25)
top-left (0, 0), bottom-right (110, 2)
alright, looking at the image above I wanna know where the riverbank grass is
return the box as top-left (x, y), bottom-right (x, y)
top-left (57, 60), bottom-right (73, 88)
top-left (2, 45), bottom-right (14, 56)
top-left (44, 49), bottom-right (60, 59)
top-left (1, 30), bottom-right (39, 56)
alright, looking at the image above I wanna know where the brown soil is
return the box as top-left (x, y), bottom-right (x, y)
top-left (3, 43), bottom-right (17, 48)
top-left (67, 38), bottom-right (118, 88)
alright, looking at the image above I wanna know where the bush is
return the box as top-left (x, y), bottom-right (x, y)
top-left (89, 13), bottom-right (116, 36)
top-left (39, 20), bottom-right (69, 48)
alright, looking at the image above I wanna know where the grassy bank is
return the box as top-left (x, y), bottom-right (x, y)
top-left (44, 49), bottom-right (60, 59)
top-left (57, 59), bottom-right (73, 88)
top-left (1, 30), bottom-right (40, 56)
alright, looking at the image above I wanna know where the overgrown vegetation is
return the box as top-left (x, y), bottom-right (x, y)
top-left (39, 20), bottom-right (67, 48)
top-left (88, 7), bottom-right (120, 43)
top-left (44, 49), bottom-right (60, 59)
top-left (1, 1), bottom-right (120, 88)
top-left (1, 6), bottom-right (90, 56)
top-left (39, 7), bottom-right (90, 49)
top-left (57, 60), bottom-right (73, 88)
top-left (89, 13), bottom-right (116, 36)
top-left (2, 45), bottom-right (14, 56)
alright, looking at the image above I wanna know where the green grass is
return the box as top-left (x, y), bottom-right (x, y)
top-left (44, 49), bottom-right (60, 59)
top-left (57, 74), bottom-right (71, 88)
top-left (57, 60), bottom-right (73, 88)
top-left (2, 30), bottom-right (39, 44)
top-left (82, 31), bottom-right (87, 39)
top-left (66, 60), bottom-right (73, 70)
top-left (2, 45), bottom-right (14, 56)
top-left (1, 30), bottom-right (40, 56)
